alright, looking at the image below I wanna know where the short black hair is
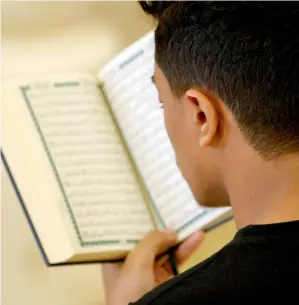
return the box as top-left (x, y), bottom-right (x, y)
top-left (140, 1), bottom-right (299, 157)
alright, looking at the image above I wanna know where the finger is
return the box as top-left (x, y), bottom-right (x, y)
top-left (129, 229), bottom-right (178, 264)
top-left (102, 262), bottom-right (123, 283)
top-left (154, 265), bottom-right (172, 284)
top-left (174, 230), bottom-right (204, 265)
top-left (102, 262), bottom-right (124, 298)
top-left (161, 260), bottom-right (173, 275)
top-left (157, 255), bottom-right (175, 276)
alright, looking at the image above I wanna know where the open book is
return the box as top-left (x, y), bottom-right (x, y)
top-left (1, 32), bottom-right (232, 265)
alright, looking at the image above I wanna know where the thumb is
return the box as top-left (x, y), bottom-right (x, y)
top-left (128, 229), bottom-right (178, 265)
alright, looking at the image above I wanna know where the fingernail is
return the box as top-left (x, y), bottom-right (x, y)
top-left (194, 230), bottom-right (205, 239)
top-left (164, 228), bottom-right (177, 241)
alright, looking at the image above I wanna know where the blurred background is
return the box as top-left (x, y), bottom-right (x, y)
top-left (1, 1), bottom-right (236, 305)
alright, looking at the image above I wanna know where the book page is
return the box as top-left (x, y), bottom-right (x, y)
top-left (3, 74), bottom-right (154, 252)
top-left (99, 33), bottom-right (231, 240)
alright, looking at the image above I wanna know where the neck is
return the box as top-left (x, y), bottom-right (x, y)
top-left (225, 150), bottom-right (299, 229)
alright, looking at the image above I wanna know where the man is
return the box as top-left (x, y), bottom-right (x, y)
top-left (103, 2), bottom-right (299, 304)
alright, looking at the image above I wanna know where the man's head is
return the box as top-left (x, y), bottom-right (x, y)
top-left (140, 1), bottom-right (299, 207)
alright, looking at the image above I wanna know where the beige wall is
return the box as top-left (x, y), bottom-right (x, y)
top-left (1, 2), bottom-right (237, 305)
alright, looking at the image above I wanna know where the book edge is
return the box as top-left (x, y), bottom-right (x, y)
top-left (1, 151), bottom-right (51, 266)
top-left (1, 151), bottom-right (126, 266)
top-left (204, 215), bottom-right (234, 233)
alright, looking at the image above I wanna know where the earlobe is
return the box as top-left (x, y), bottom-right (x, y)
top-left (187, 89), bottom-right (218, 147)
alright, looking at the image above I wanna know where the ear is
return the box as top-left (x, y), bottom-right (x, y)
top-left (184, 89), bottom-right (218, 147)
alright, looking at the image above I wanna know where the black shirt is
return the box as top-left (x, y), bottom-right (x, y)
top-left (132, 220), bottom-right (299, 305)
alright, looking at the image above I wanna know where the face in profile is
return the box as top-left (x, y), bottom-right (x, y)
top-left (154, 64), bottom-right (230, 207)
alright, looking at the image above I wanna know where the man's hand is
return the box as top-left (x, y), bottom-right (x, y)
top-left (102, 229), bottom-right (204, 305)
